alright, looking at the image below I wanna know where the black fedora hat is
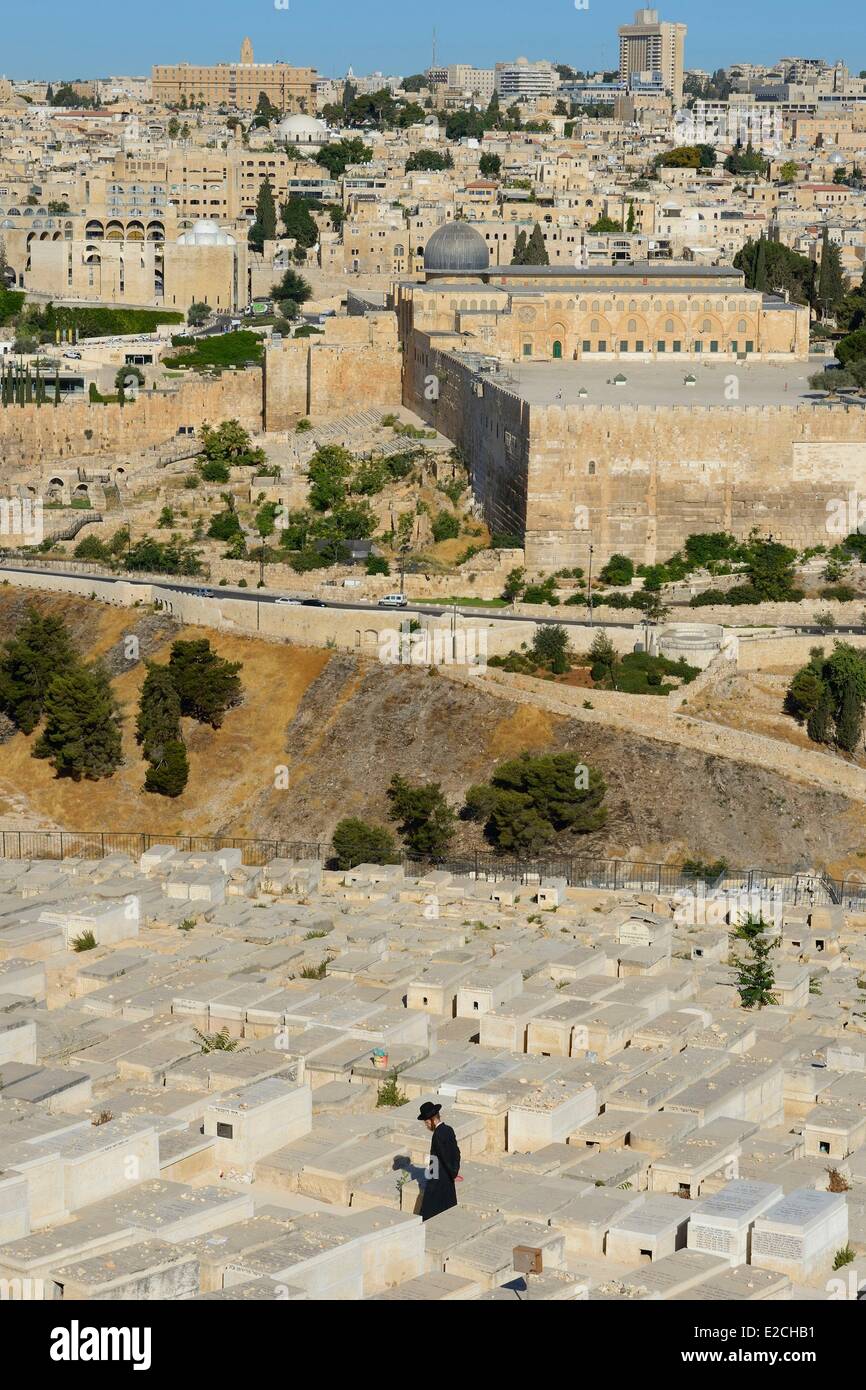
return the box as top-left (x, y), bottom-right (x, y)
top-left (417, 1101), bottom-right (441, 1122)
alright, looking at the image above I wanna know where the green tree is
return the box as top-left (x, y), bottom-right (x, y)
top-left (735, 931), bottom-right (778, 1009)
top-left (331, 818), bottom-right (399, 870)
top-left (249, 178), bottom-right (277, 252)
top-left (479, 153), bottom-right (501, 178)
top-left (307, 443), bottom-right (354, 512)
top-left (523, 222), bottom-right (550, 266)
top-left (136, 662), bottom-right (182, 762)
top-left (817, 227), bottom-right (846, 320)
top-left (315, 138), bottom-right (373, 179)
top-left (503, 567), bottom-right (526, 602)
top-left (599, 553), bottom-right (634, 587)
top-left (387, 775), bottom-right (455, 859)
top-left (168, 640), bottom-right (243, 728)
top-left (405, 149), bottom-right (453, 172)
top-left (271, 266), bottom-right (312, 318)
top-left (531, 624), bottom-right (572, 674)
top-left (0, 609), bottom-right (76, 734)
top-left (835, 682), bottom-right (864, 752)
top-left (33, 664), bottom-right (123, 780)
top-left (280, 197), bottom-right (319, 249)
top-left (187, 302), bottom-right (211, 327)
top-left (431, 510), bottom-right (459, 542)
top-left (144, 740), bottom-right (189, 797)
top-left (589, 631), bottom-right (618, 687)
top-left (200, 419), bottom-right (266, 471)
top-left (464, 752), bottom-right (606, 854)
top-left (511, 230), bottom-right (528, 265)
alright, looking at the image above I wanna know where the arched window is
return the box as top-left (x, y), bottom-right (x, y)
top-left (590, 318), bottom-right (600, 333)
top-left (665, 319), bottom-right (675, 333)
top-left (702, 319), bottom-right (712, 332)
top-left (738, 319), bottom-right (748, 333)
top-left (628, 319), bottom-right (637, 332)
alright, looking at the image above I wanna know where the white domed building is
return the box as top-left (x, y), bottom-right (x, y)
top-left (176, 218), bottom-right (237, 247)
top-left (276, 113), bottom-right (330, 147)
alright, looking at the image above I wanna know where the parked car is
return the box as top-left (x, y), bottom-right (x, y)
top-left (63, 350), bottom-right (82, 359)
top-left (378, 593), bottom-right (408, 609)
top-left (275, 597), bottom-right (303, 606)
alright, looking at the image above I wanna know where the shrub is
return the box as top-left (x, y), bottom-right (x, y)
top-left (331, 818), bottom-right (399, 870)
top-left (143, 740), bottom-right (190, 797)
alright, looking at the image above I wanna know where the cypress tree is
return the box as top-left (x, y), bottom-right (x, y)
top-left (144, 739), bottom-right (189, 797)
top-left (817, 226), bottom-right (845, 320)
top-left (807, 686), bottom-right (834, 745)
top-left (510, 229), bottom-right (528, 265)
top-left (136, 661), bottom-right (182, 762)
top-left (249, 178), bottom-right (277, 252)
top-left (523, 222), bottom-right (550, 266)
top-left (753, 235), bottom-right (769, 292)
top-left (835, 681), bottom-right (864, 753)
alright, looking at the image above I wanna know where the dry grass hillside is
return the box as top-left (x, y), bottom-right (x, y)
top-left (0, 591), bottom-right (864, 873)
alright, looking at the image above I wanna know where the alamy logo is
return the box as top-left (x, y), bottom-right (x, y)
top-left (49, 1321), bottom-right (152, 1372)
top-left (0, 496), bottom-right (43, 547)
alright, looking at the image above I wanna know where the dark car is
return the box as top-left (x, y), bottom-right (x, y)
top-left (301, 598), bottom-right (326, 607)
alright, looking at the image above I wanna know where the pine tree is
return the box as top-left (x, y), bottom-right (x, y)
top-left (168, 639), bottom-right (242, 728)
top-left (144, 740), bottom-right (189, 797)
top-left (136, 661), bottom-right (182, 762)
top-left (0, 609), bottom-right (76, 733)
top-left (33, 664), bottom-right (123, 780)
top-left (626, 201), bottom-right (636, 233)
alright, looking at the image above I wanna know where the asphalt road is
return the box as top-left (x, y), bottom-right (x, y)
top-left (3, 564), bottom-right (865, 638)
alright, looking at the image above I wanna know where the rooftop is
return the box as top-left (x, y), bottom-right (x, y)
top-left (475, 357), bottom-right (834, 409)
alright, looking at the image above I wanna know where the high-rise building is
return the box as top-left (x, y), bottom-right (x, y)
top-left (618, 8), bottom-right (687, 106)
top-left (446, 66), bottom-right (496, 102)
top-left (495, 59), bottom-right (558, 102)
top-left (152, 37), bottom-right (317, 114)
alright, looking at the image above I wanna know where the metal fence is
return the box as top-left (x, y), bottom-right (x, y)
top-left (1, 827), bottom-right (865, 911)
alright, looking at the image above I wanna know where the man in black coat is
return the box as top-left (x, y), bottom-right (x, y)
top-left (418, 1101), bottom-right (461, 1221)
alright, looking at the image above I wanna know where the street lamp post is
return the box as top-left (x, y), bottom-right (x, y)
top-left (399, 540), bottom-right (410, 596)
top-left (587, 542), bottom-right (595, 628)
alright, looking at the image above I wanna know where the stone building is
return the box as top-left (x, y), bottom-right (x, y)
top-left (396, 221), bottom-right (860, 570)
top-left (151, 37), bottom-right (317, 115)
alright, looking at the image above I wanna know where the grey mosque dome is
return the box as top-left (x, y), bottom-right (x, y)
top-left (424, 221), bottom-right (489, 274)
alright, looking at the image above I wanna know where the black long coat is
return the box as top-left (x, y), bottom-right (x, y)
top-left (419, 1121), bottom-right (461, 1221)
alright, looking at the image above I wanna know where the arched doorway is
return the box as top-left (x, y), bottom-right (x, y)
top-left (552, 340), bottom-right (563, 360)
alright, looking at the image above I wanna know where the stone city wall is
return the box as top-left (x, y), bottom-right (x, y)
top-left (0, 372), bottom-right (263, 470)
top-left (527, 401), bottom-right (866, 571)
top-left (264, 316), bottom-right (402, 431)
top-left (405, 341), bottom-right (866, 573)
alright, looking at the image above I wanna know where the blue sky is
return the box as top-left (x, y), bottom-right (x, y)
top-left (3, 0), bottom-right (865, 81)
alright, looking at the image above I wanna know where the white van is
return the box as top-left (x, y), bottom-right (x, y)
top-left (378, 593), bottom-right (408, 609)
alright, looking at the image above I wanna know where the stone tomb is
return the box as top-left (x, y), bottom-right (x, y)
top-left (751, 1188), bottom-right (849, 1285)
top-left (687, 1180), bottom-right (784, 1267)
